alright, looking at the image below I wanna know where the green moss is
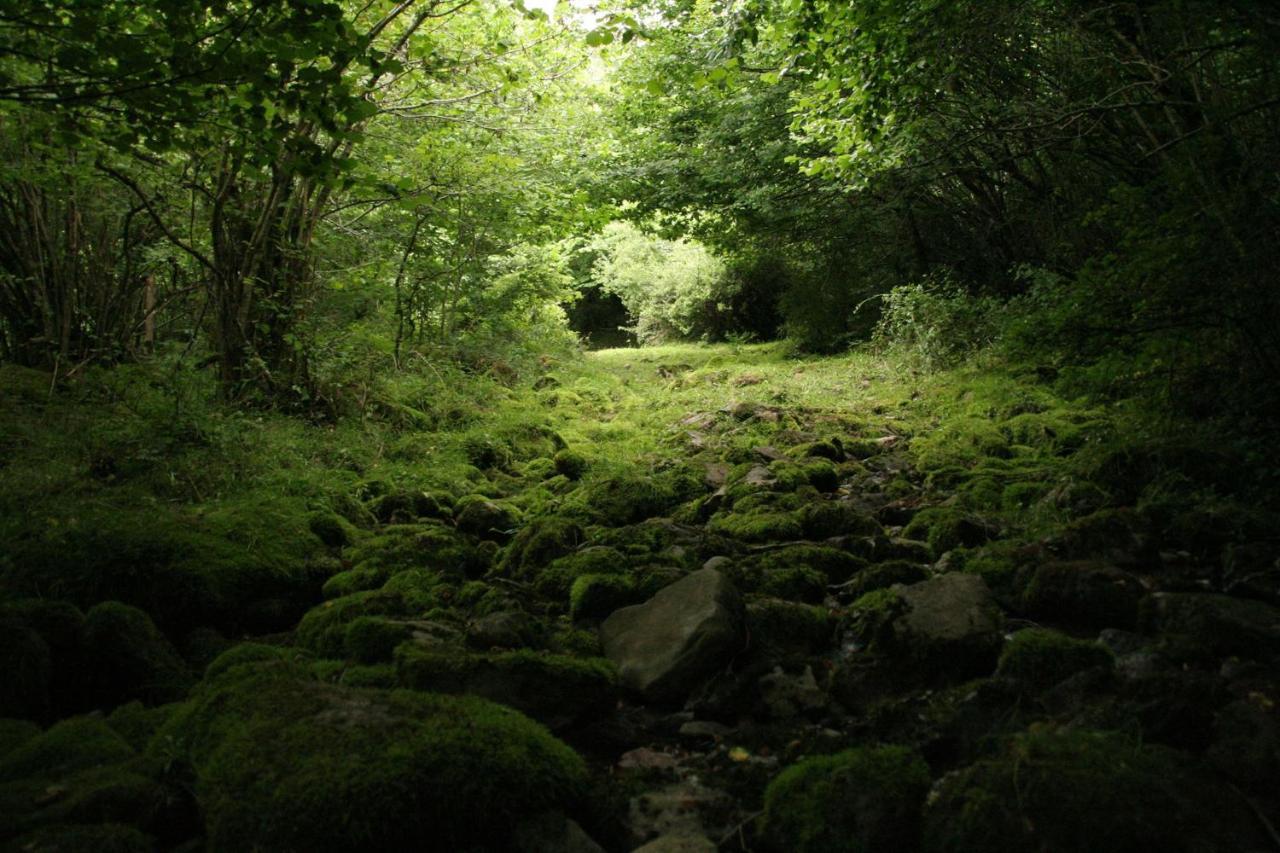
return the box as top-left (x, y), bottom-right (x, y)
top-left (1001, 481), bottom-right (1050, 511)
top-left (569, 574), bottom-right (638, 621)
top-left (0, 717), bottom-right (134, 782)
top-left (838, 560), bottom-right (928, 600)
top-left (761, 745), bottom-right (931, 853)
top-left (566, 471), bottom-right (669, 526)
top-left (923, 727), bottom-right (1253, 853)
top-left (343, 616), bottom-right (414, 664)
top-left (105, 701), bottom-right (180, 752)
top-left (336, 663), bottom-right (397, 689)
top-left (308, 511), bottom-right (355, 547)
top-left (768, 460), bottom-right (839, 493)
top-left (499, 516), bottom-right (585, 577)
top-left (759, 566), bottom-right (828, 603)
top-left (454, 495), bottom-right (523, 541)
top-left (82, 601), bottom-right (192, 709)
top-left (295, 591), bottom-right (405, 658)
top-left (204, 643), bottom-right (300, 681)
top-left (746, 598), bottom-right (835, 658)
top-left (707, 510), bottom-right (803, 543)
top-left (345, 522), bottom-right (486, 579)
top-left (902, 507), bottom-right (991, 558)
top-left (553, 449), bottom-right (588, 480)
top-left (996, 629), bottom-right (1113, 688)
top-left (395, 646), bottom-right (617, 728)
top-left (534, 547), bottom-right (630, 598)
top-left (152, 663), bottom-right (589, 851)
top-left (797, 502), bottom-right (881, 539)
top-left (0, 618), bottom-right (51, 720)
top-left (0, 719), bottom-right (40, 759)
top-left (520, 457), bottom-right (557, 480)
top-left (5, 822), bottom-right (155, 853)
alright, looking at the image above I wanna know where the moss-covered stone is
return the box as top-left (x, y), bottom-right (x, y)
top-left (569, 574), bottom-right (639, 621)
top-left (746, 598), bottom-right (835, 658)
top-left (996, 629), bottom-right (1114, 688)
top-left (105, 701), bottom-right (181, 752)
top-left (569, 472), bottom-right (669, 526)
top-left (295, 591), bottom-right (406, 658)
top-left (345, 522), bottom-right (487, 579)
top-left (0, 717), bottom-right (135, 782)
top-left (395, 646), bottom-right (617, 730)
top-left (308, 511), bottom-right (355, 547)
top-left (797, 501), bottom-right (881, 539)
top-left (922, 727), bottom-right (1259, 853)
top-left (454, 495), bottom-right (523, 541)
top-left (836, 560), bottom-right (928, 601)
top-left (1021, 561), bottom-right (1142, 630)
top-left (343, 616), bottom-right (415, 664)
top-left (0, 719), bottom-right (40, 759)
top-left (0, 619), bottom-right (51, 720)
top-left (553, 449), bottom-right (588, 480)
top-left (152, 663), bottom-right (589, 851)
top-left (759, 566), bottom-right (828, 603)
top-left (499, 516), bottom-right (585, 577)
top-left (535, 547), bottom-right (630, 598)
top-left (761, 745), bottom-right (930, 853)
top-left (204, 642), bottom-right (300, 680)
top-left (5, 822), bottom-right (156, 853)
top-left (707, 510), bottom-right (803, 543)
top-left (82, 602), bottom-right (192, 709)
top-left (903, 507), bottom-right (993, 558)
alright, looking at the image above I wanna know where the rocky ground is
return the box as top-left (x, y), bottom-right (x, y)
top-left (1, 345), bottom-right (1278, 851)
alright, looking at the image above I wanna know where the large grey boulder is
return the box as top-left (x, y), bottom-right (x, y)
top-left (601, 569), bottom-right (745, 703)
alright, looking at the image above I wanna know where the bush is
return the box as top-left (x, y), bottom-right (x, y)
top-left (873, 273), bottom-right (1000, 368)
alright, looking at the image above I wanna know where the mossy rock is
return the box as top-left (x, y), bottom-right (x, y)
top-left (343, 617), bottom-right (416, 664)
top-left (0, 618), bottom-right (51, 721)
top-left (903, 507), bottom-right (993, 559)
top-left (308, 511), bottom-right (355, 548)
top-left (567, 472), bottom-right (670, 526)
top-left (5, 822), bottom-right (156, 852)
top-left (0, 719), bottom-right (40, 759)
top-left (105, 701), bottom-right (182, 752)
top-left (345, 522), bottom-right (488, 579)
top-left (395, 646), bottom-right (617, 730)
top-left (295, 591), bottom-right (407, 658)
top-left (707, 510), bottom-right (803, 543)
top-left (759, 566), bottom-right (827, 603)
top-left (746, 598), bottom-right (835, 659)
top-left (1021, 561), bottom-right (1143, 630)
top-left (151, 663), bottom-right (589, 851)
top-left (454, 495), bottom-right (523, 542)
top-left (499, 516), bottom-right (585, 577)
top-left (797, 501), bottom-right (881, 539)
top-left (752, 545), bottom-right (868, 585)
top-left (769, 460), bottom-right (840, 493)
top-left (320, 566), bottom-right (389, 600)
top-left (922, 727), bottom-right (1261, 853)
top-left (81, 602), bottom-right (193, 709)
top-left (534, 548), bottom-right (630, 599)
top-left (836, 560), bottom-right (928, 601)
top-left (553, 449), bottom-right (588, 480)
top-left (761, 745), bottom-right (931, 853)
top-left (569, 574), bottom-right (640, 621)
top-left (204, 642), bottom-right (302, 680)
top-left (996, 629), bottom-right (1114, 689)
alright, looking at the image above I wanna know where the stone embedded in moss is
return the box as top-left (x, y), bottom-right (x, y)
top-left (571, 472), bottom-right (669, 526)
top-left (82, 601), bottom-right (193, 709)
top-left (922, 727), bottom-right (1261, 853)
top-left (996, 629), bottom-right (1114, 688)
top-left (0, 716), bottom-right (135, 782)
top-left (321, 566), bottom-right (391, 600)
top-left (794, 439), bottom-right (846, 462)
top-left (569, 573), bottom-right (639, 621)
top-left (395, 646), bottom-right (617, 730)
top-left (345, 522), bottom-right (488, 579)
top-left (520, 457), bottom-right (558, 481)
top-left (105, 700), bottom-right (181, 752)
top-left (553, 449), bottom-right (588, 480)
top-left (151, 663), bottom-right (589, 851)
top-left (761, 745), bottom-right (931, 853)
